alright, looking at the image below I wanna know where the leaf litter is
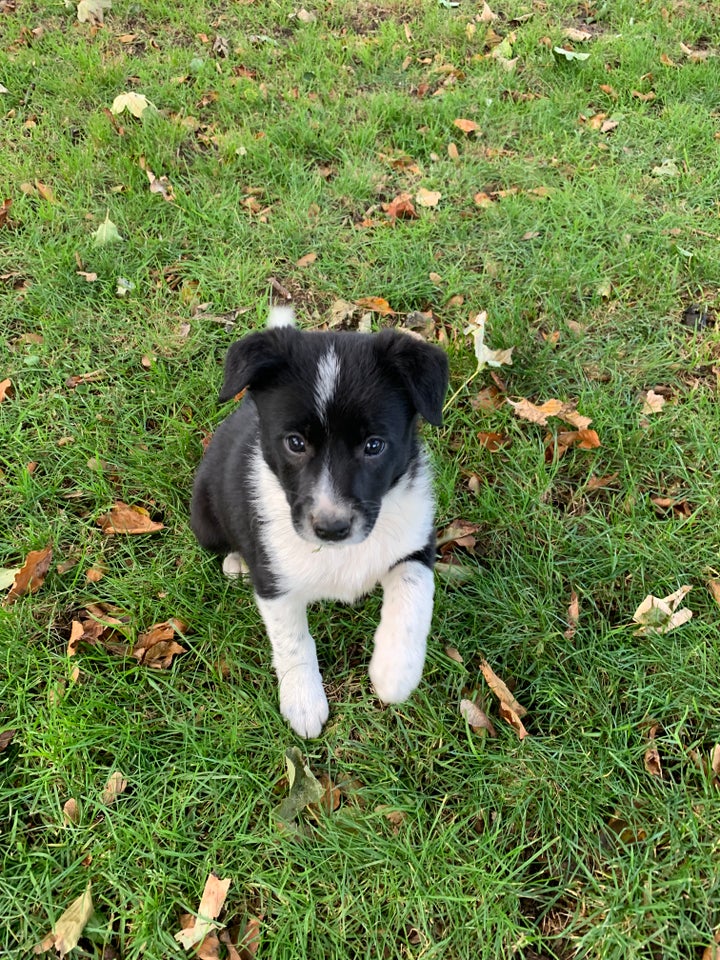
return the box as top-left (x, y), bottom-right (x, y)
top-left (175, 873), bottom-right (232, 951)
top-left (632, 585), bottom-right (693, 636)
top-left (3, 545), bottom-right (53, 605)
top-left (479, 659), bottom-right (529, 739)
top-left (34, 883), bottom-right (94, 957)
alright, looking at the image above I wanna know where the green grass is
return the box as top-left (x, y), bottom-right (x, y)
top-left (2, 0), bottom-right (720, 956)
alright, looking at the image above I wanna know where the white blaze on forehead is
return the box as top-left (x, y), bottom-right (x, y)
top-left (314, 346), bottom-right (341, 421)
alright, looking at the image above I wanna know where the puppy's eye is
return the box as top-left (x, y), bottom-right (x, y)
top-left (363, 437), bottom-right (386, 457)
top-left (285, 434), bottom-right (307, 454)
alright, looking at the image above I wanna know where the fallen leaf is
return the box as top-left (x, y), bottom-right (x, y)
top-left (77, 0), bottom-right (111, 23)
top-left (472, 385), bottom-right (504, 412)
top-left (477, 431), bottom-right (509, 451)
top-left (702, 931), bottom-right (720, 960)
top-left (67, 621), bottom-right (83, 656)
top-left (76, 270), bottom-right (98, 282)
top-left (0, 378), bottom-right (13, 402)
top-left (376, 805), bottom-right (406, 832)
top-left (274, 747), bottom-right (324, 822)
top-left (0, 198), bottom-right (11, 228)
top-left (4, 546), bottom-right (53, 605)
top-left (145, 167), bottom-right (175, 202)
top-left (296, 252), bottom-right (317, 267)
top-left (632, 89), bottom-right (656, 102)
top-left (564, 590), bottom-right (579, 639)
top-left (0, 728), bottom-right (16, 752)
top-left (445, 645), bottom-right (463, 663)
top-left (651, 158), bottom-right (680, 178)
top-left (34, 883), bottom-right (93, 956)
top-left (101, 770), bottom-right (128, 805)
top-left (632, 586), bottom-right (693, 636)
top-left (310, 774), bottom-right (342, 815)
top-left (564, 27), bottom-right (592, 42)
top-left (35, 181), bottom-right (57, 203)
top-left (415, 187), bottom-right (441, 208)
top-left (460, 699), bottom-right (497, 736)
top-left (328, 298), bottom-right (358, 328)
top-left (507, 397), bottom-right (564, 425)
top-left (464, 311), bottom-right (513, 369)
top-left (453, 118), bottom-right (480, 134)
top-left (473, 191), bottom-right (494, 209)
top-left (708, 580), bottom-right (720, 607)
top-left (97, 502), bottom-right (164, 535)
top-left (63, 798), bottom-right (80, 825)
top-left (557, 406), bottom-right (593, 430)
top-left (479, 659), bottom-right (528, 738)
top-left (91, 213), bottom-right (124, 246)
top-left (478, 2), bottom-right (497, 22)
top-left (644, 727), bottom-right (663, 779)
top-left (447, 142), bottom-right (459, 160)
top-left (679, 41), bottom-right (710, 63)
top-left (437, 519), bottom-right (480, 552)
top-left (65, 370), bottom-right (105, 389)
top-left (175, 873), bottom-right (232, 951)
top-left (548, 429), bottom-right (601, 460)
top-left (642, 390), bottom-right (666, 414)
top-left (133, 619), bottom-right (187, 669)
top-left (553, 46), bottom-right (590, 63)
top-left (383, 192), bottom-right (418, 221)
top-left (354, 296), bottom-right (395, 316)
top-left (650, 495), bottom-right (691, 519)
top-left (110, 92), bottom-right (155, 118)
top-left (237, 916), bottom-right (262, 958)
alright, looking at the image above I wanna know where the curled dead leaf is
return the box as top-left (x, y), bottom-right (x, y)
top-left (97, 502), bottom-right (164, 535)
top-left (479, 659), bottom-right (528, 739)
top-left (633, 586), bottom-right (693, 636)
top-left (0, 378), bottom-right (13, 402)
top-left (101, 770), bottom-right (128, 805)
top-left (133, 619), bottom-right (188, 669)
top-left (460, 699), bottom-right (497, 736)
top-left (175, 873), bottom-right (232, 951)
top-left (4, 545), bottom-right (53, 605)
top-left (564, 590), bottom-right (579, 639)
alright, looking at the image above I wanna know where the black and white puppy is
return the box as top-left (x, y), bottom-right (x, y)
top-left (190, 307), bottom-right (449, 737)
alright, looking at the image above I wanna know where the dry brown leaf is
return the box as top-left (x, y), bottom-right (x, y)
top-left (586, 472), bottom-right (619, 491)
top-left (453, 118), bottom-right (480, 134)
top-left (65, 370), bottom-right (105, 388)
top-left (460, 699), bottom-right (497, 736)
top-left (296, 252), bottom-right (317, 267)
top-left (237, 916), bottom-right (262, 959)
top-left (0, 728), bottom-right (16, 752)
top-left (68, 621), bottom-right (83, 657)
top-left (415, 187), bottom-right (441, 208)
top-left (708, 580), bottom-right (720, 607)
top-left (632, 89), bottom-right (656, 102)
top-left (557, 405), bottom-right (592, 430)
top-left (472, 385), bottom-right (504, 412)
top-left (35, 181), bottom-right (56, 203)
top-left (445, 645), bottom-right (464, 663)
top-left (0, 198), bottom-right (12, 229)
top-left (447, 142), bottom-right (459, 160)
top-left (549, 429), bottom-right (602, 460)
top-left (4, 545), bottom-right (53, 605)
top-left (101, 771), bottom-right (128, 805)
top-left (479, 659), bottom-right (528, 739)
top-left (175, 873), bottom-right (232, 950)
top-left (63, 798), bottom-right (80, 825)
top-left (564, 27), bottom-right (593, 41)
top-left (133, 619), bottom-right (188, 669)
top-left (474, 191), bottom-right (494, 208)
top-left (0, 378), bottom-right (13, 402)
top-left (34, 883), bottom-right (93, 957)
top-left (383, 193), bottom-right (418, 221)
top-left (354, 296), bottom-right (395, 316)
top-left (564, 590), bottom-right (579, 640)
top-left (477, 431), bottom-right (509, 451)
top-left (633, 586), bottom-right (693, 636)
top-left (507, 397), bottom-right (564, 425)
top-left (642, 389), bottom-right (666, 414)
top-left (97, 502), bottom-right (164, 535)
top-left (702, 930), bottom-right (720, 960)
top-left (376, 805), bottom-right (406, 833)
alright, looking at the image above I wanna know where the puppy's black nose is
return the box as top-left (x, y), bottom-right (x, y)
top-left (312, 516), bottom-right (352, 542)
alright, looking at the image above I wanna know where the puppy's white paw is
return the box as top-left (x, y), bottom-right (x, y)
top-left (279, 667), bottom-right (329, 739)
top-left (222, 552), bottom-right (249, 580)
top-left (369, 636), bottom-right (425, 704)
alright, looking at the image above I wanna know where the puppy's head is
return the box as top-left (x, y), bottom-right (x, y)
top-left (220, 325), bottom-right (448, 545)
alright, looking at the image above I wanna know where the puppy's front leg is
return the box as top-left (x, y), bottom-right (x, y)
top-left (255, 593), bottom-right (329, 738)
top-left (369, 560), bottom-right (434, 704)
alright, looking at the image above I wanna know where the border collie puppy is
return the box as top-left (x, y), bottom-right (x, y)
top-left (190, 307), bottom-right (449, 737)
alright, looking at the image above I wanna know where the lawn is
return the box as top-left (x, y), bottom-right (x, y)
top-left (1, 0), bottom-right (720, 957)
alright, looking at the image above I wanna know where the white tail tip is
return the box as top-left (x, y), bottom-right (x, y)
top-left (267, 305), bottom-right (296, 329)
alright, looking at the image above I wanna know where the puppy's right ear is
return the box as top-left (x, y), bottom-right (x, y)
top-left (218, 330), bottom-right (290, 402)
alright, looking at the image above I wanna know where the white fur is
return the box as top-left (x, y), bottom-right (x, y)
top-left (222, 552), bottom-right (249, 579)
top-left (255, 593), bottom-right (329, 738)
top-left (267, 305), bottom-right (296, 329)
top-left (313, 346), bottom-right (341, 423)
top-left (369, 561), bottom-right (434, 703)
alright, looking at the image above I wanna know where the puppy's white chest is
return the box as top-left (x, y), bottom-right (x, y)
top-left (252, 454), bottom-right (434, 602)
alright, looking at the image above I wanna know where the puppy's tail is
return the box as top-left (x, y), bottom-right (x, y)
top-left (267, 305), bottom-right (296, 329)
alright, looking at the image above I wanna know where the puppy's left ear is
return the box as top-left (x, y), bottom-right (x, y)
top-left (218, 329), bottom-right (291, 402)
top-left (376, 330), bottom-right (449, 426)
